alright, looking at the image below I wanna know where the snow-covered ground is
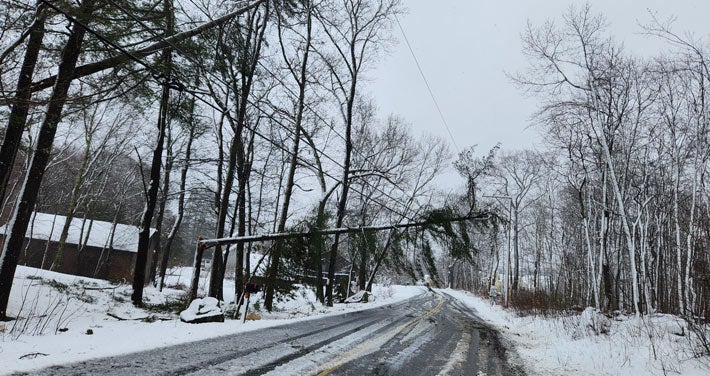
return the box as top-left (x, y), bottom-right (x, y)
top-left (0, 266), bottom-right (423, 375)
top-left (443, 288), bottom-right (710, 376)
top-left (2, 266), bottom-right (708, 375)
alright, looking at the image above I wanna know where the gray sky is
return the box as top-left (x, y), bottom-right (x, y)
top-left (368, 0), bottom-right (708, 174)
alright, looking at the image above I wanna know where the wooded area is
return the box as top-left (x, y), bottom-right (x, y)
top-left (0, 0), bottom-right (462, 319)
top-left (0, 1), bottom-right (707, 328)
top-left (446, 6), bottom-right (709, 322)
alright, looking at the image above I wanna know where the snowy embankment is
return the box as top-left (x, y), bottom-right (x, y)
top-left (0, 266), bottom-right (424, 375)
top-left (443, 288), bottom-right (709, 376)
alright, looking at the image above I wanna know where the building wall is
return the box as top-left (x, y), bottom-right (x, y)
top-left (0, 234), bottom-right (156, 283)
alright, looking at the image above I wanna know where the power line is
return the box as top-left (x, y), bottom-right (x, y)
top-left (47, 0), bottom-right (429, 225)
top-left (185, 88), bottom-right (421, 224)
top-left (241, 91), bottom-right (424, 222)
top-left (103, 0), bottom-right (181, 52)
top-left (254, 61), bottom-right (427, 210)
top-left (254, 51), bottom-right (442, 216)
top-left (394, 14), bottom-right (459, 152)
top-left (100, 0), bottom-right (427, 218)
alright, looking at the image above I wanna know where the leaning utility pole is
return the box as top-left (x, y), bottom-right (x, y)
top-left (186, 213), bottom-right (490, 303)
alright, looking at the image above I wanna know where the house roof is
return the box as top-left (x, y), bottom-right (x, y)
top-left (0, 212), bottom-right (156, 253)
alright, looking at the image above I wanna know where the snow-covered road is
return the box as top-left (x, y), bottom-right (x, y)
top-left (19, 290), bottom-right (523, 375)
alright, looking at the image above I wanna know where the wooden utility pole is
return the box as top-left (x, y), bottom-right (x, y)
top-left (199, 213), bottom-right (490, 249)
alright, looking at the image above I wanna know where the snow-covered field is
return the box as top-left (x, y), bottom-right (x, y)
top-left (0, 266), bottom-right (423, 375)
top-left (2, 266), bottom-right (708, 375)
top-left (443, 289), bottom-right (710, 376)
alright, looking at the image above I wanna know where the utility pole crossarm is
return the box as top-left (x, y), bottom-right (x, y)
top-left (198, 212), bottom-right (491, 249)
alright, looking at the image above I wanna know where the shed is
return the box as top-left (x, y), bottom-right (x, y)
top-left (0, 212), bottom-right (158, 282)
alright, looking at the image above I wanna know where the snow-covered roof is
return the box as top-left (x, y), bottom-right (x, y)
top-left (0, 212), bottom-right (156, 253)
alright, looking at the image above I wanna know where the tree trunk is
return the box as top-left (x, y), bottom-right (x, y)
top-left (512, 205), bottom-right (520, 291)
top-left (579, 179), bottom-right (600, 308)
top-left (326, 76), bottom-right (356, 307)
top-left (264, 2), bottom-right (312, 311)
top-left (51, 132), bottom-right (93, 271)
top-left (149, 128), bottom-right (172, 286)
top-left (158, 97), bottom-right (196, 291)
top-left (590, 83), bottom-right (640, 316)
top-left (357, 233), bottom-right (367, 291)
top-left (149, 0), bottom-right (176, 288)
top-left (0, 0), bottom-right (95, 319)
top-left (0, 4), bottom-right (47, 205)
top-left (684, 155), bottom-right (699, 315)
top-left (209, 2), bottom-right (269, 302)
top-left (598, 170), bottom-right (609, 310)
top-left (131, 41), bottom-right (172, 305)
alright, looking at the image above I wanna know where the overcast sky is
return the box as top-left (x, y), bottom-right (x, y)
top-left (367, 0), bottom-right (708, 176)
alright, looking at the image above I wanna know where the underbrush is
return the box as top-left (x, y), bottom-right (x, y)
top-left (4, 267), bottom-right (194, 340)
top-left (688, 319), bottom-right (710, 359)
top-left (145, 293), bottom-right (191, 314)
top-left (505, 289), bottom-right (576, 316)
top-left (4, 276), bottom-right (91, 339)
top-left (481, 288), bottom-right (710, 373)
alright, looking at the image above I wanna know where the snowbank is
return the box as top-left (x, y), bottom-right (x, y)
top-left (0, 266), bottom-right (425, 375)
top-left (442, 288), bottom-right (709, 376)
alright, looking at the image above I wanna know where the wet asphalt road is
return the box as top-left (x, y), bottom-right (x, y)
top-left (17, 290), bottom-right (524, 375)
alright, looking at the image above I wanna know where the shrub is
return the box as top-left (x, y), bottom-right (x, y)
top-left (507, 289), bottom-right (570, 316)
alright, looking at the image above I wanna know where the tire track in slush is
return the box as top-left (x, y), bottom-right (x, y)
top-left (314, 294), bottom-right (445, 375)
top-left (178, 295), bottom-right (432, 375)
top-left (315, 291), bottom-right (520, 376)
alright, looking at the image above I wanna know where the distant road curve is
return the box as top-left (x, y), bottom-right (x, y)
top-left (18, 290), bottom-right (524, 376)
